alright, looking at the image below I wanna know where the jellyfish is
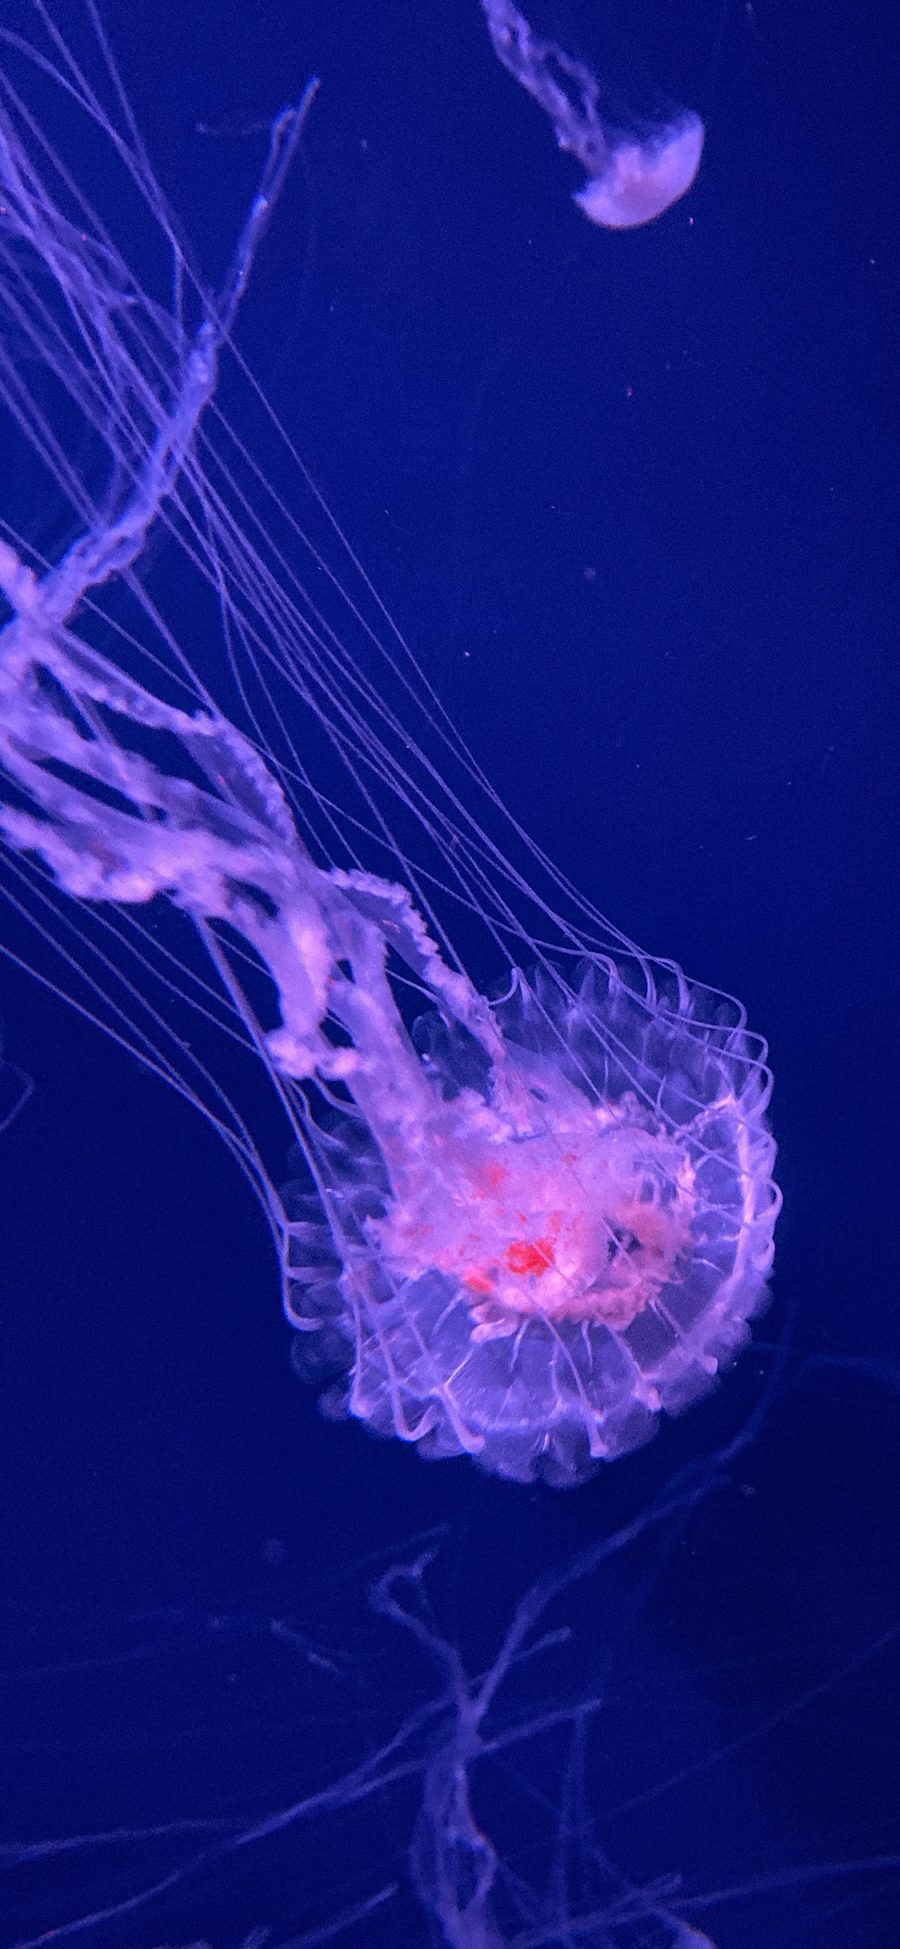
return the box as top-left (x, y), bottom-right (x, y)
top-left (479, 0), bottom-right (705, 228)
top-left (0, 3), bottom-right (776, 1492)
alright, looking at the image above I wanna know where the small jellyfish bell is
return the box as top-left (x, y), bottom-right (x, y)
top-left (574, 113), bottom-right (705, 231)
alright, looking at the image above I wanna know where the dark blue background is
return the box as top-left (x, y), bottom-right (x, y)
top-left (1, 1), bottom-right (898, 1944)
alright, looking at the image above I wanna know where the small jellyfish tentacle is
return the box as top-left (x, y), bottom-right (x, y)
top-left (480, 0), bottom-right (603, 149)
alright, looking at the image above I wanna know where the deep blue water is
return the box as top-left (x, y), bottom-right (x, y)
top-left (1, 2), bottom-right (898, 1945)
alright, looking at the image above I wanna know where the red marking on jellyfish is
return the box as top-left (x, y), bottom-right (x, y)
top-left (506, 1236), bottom-right (555, 1278)
top-left (480, 1160), bottom-right (508, 1192)
top-left (463, 1265), bottom-right (499, 1297)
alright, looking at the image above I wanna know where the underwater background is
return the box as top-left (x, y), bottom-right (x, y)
top-left (1, 1), bottom-right (898, 1943)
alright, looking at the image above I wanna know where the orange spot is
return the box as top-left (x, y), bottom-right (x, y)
top-left (506, 1237), bottom-right (555, 1278)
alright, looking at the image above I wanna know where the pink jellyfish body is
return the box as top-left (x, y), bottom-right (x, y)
top-left (480, 0), bottom-right (705, 228)
top-left (574, 119), bottom-right (705, 230)
top-left (0, 14), bottom-right (776, 1487)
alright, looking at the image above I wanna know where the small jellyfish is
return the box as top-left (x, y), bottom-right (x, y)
top-left (479, 0), bottom-right (704, 229)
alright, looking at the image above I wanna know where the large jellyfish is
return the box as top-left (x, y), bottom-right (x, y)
top-left (0, 4), bottom-right (776, 1492)
top-left (478, 0), bottom-right (705, 228)
top-left (0, 1015), bottom-right (30, 1132)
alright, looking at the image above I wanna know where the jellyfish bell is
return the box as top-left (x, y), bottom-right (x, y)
top-left (574, 113), bottom-right (705, 231)
top-left (285, 952), bottom-right (777, 1484)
